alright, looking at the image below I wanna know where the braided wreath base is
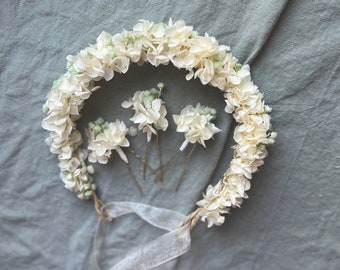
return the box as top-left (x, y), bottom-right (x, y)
top-left (42, 19), bottom-right (276, 229)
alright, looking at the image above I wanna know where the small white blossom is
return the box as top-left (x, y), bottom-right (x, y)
top-left (196, 184), bottom-right (228, 227)
top-left (122, 85), bottom-right (168, 142)
top-left (201, 210), bottom-right (226, 228)
top-left (87, 118), bottom-right (131, 164)
top-left (58, 149), bottom-right (95, 199)
top-left (227, 64), bottom-right (250, 85)
top-left (111, 31), bottom-right (142, 63)
top-left (173, 103), bottom-right (221, 151)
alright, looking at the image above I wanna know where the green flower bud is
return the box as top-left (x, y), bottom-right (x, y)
top-left (149, 88), bottom-right (159, 96)
top-left (84, 183), bottom-right (91, 190)
top-left (91, 183), bottom-right (97, 191)
top-left (85, 190), bottom-right (93, 197)
top-left (235, 63), bottom-right (242, 71)
top-left (42, 104), bottom-right (49, 114)
top-left (157, 82), bottom-right (165, 90)
top-left (264, 105), bottom-right (272, 113)
top-left (96, 117), bottom-right (105, 125)
top-left (214, 61), bottom-right (221, 69)
top-left (94, 125), bottom-right (101, 134)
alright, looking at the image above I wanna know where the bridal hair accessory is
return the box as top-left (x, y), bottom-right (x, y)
top-left (41, 19), bottom-right (276, 268)
top-left (173, 103), bottom-right (221, 190)
top-left (173, 103), bottom-right (221, 151)
top-left (122, 83), bottom-right (168, 180)
top-left (121, 83), bottom-right (168, 143)
top-left (86, 118), bottom-right (142, 193)
top-left (87, 118), bottom-right (131, 165)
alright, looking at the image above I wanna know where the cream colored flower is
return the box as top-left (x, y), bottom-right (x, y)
top-left (196, 184), bottom-right (228, 228)
top-left (173, 103), bottom-right (221, 151)
top-left (112, 31), bottom-right (142, 63)
top-left (58, 149), bottom-right (95, 199)
top-left (189, 35), bottom-right (220, 59)
top-left (166, 19), bottom-right (193, 49)
top-left (122, 85), bottom-right (168, 142)
top-left (67, 49), bottom-right (107, 80)
top-left (227, 64), bottom-right (250, 85)
top-left (194, 59), bottom-right (214, 85)
top-left (200, 209), bottom-right (226, 228)
top-left (87, 118), bottom-right (131, 164)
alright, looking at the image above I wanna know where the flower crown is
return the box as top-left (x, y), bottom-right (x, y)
top-left (42, 19), bottom-right (276, 229)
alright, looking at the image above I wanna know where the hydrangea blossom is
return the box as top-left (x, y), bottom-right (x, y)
top-left (87, 118), bottom-right (133, 164)
top-left (121, 83), bottom-right (168, 142)
top-left (196, 185), bottom-right (227, 227)
top-left (173, 103), bottom-right (221, 151)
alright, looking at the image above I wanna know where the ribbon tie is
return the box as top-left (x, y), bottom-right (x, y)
top-left (92, 202), bottom-right (191, 270)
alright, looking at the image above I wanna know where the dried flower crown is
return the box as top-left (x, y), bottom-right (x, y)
top-left (42, 19), bottom-right (276, 229)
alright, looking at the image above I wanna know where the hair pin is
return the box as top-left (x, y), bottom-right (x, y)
top-left (86, 117), bottom-right (142, 193)
top-left (173, 103), bottom-right (221, 191)
top-left (122, 83), bottom-right (168, 181)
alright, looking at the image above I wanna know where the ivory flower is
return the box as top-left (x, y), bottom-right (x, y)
top-left (87, 118), bottom-right (131, 164)
top-left (196, 184), bottom-right (228, 228)
top-left (58, 149), bottom-right (96, 199)
top-left (173, 103), bottom-right (221, 151)
top-left (122, 85), bottom-right (168, 142)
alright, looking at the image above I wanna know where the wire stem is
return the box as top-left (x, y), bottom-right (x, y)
top-left (153, 150), bottom-right (180, 182)
top-left (175, 143), bottom-right (196, 191)
top-left (143, 140), bottom-right (151, 180)
top-left (125, 163), bottom-right (143, 194)
top-left (128, 147), bottom-right (161, 181)
top-left (156, 132), bottom-right (163, 182)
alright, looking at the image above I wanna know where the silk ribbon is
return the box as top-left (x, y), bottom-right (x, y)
top-left (92, 202), bottom-right (191, 270)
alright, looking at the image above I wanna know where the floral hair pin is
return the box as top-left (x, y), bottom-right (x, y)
top-left (172, 103), bottom-right (221, 190)
top-left (121, 83), bottom-right (168, 180)
top-left (86, 117), bottom-right (142, 193)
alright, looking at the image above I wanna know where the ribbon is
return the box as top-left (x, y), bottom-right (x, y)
top-left (92, 202), bottom-right (191, 270)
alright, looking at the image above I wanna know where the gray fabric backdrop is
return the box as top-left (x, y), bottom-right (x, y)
top-left (1, 0), bottom-right (339, 269)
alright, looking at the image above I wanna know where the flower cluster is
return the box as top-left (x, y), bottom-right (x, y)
top-left (87, 118), bottom-right (133, 165)
top-left (196, 71), bottom-right (277, 227)
top-left (121, 84), bottom-right (168, 142)
top-left (42, 19), bottom-right (275, 227)
top-left (173, 103), bottom-right (221, 151)
top-left (59, 149), bottom-right (96, 200)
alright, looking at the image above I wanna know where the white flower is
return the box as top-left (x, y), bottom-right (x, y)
top-left (67, 49), bottom-right (107, 80)
top-left (196, 184), bottom-right (218, 208)
top-left (58, 149), bottom-right (95, 199)
top-left (87, 119), bottom-right (130, 164)
top-left (173, 103), bottom-right (221, 151)
top-left (189, 34), bottom-right (220, 59)
top-left (122, 86), bottom-right (168, 142)
top-left (194, 59), bottom-right (214, 85)
top-left (200, 210), bottom-right (226, 228)
top-left (227, 64), bottom-right (250, 85)
top-left (111, 31), bottom-right (142, 63)
top-left (229, 158), bottom-right (257, 179)
top-left (166, 19), bottom-right (193, 49)
top-left (228, 174), bottom-right (251, 198)
top-left (196, 184), bottom-right (228, 227)
top-left (224, 76), bottom-right (261, 114)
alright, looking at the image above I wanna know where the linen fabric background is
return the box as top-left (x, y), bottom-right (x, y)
top-left (1, 0), bottom-right (339, 269)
